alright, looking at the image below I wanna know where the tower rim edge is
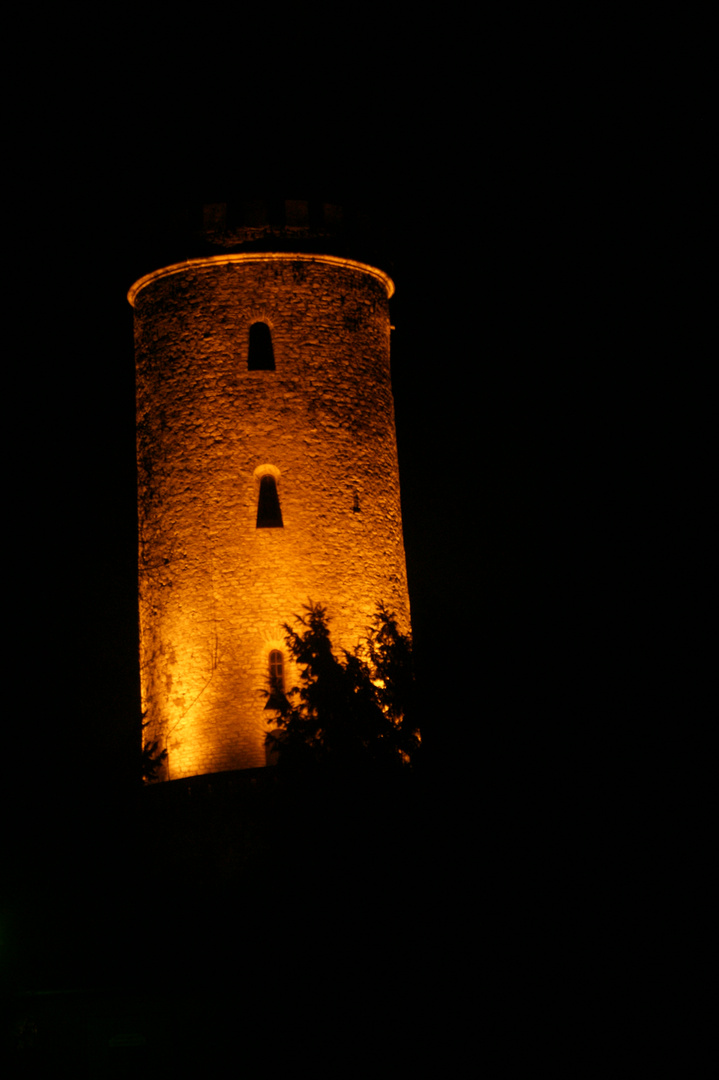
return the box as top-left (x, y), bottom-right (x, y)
top-left (127, 251), bottom-right (395, 307)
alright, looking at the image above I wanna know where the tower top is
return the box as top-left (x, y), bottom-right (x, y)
top-left (200, 198), bottom-right (346, 252)
top-left (128, 197), bottom-right (395, 282)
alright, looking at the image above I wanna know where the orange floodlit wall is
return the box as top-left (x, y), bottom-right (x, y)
top-left (129, 253), bottom-right (410, 780)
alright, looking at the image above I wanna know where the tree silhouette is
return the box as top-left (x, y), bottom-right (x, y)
top-left (141, 714), bottom-right (167, 784)
top-left (265, 602), bottom-right (419, 775)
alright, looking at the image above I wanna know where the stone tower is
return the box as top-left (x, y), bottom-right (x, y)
top-left (129, 199), bottom-right (410, 780)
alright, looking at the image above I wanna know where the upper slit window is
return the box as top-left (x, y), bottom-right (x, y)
top-left (256, 474), bottom-right (283, 528)
top-left (248, 322), bottom-right (275, 371)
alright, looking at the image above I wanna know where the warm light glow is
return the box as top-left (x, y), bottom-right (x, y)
top-left (133, 249), bottom-right (409, 779)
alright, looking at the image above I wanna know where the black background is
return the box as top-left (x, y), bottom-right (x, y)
top-left (3, 30), bottom-right (709, 1039)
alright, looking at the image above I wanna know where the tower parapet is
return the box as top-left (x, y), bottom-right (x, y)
top-left (131, 197), bottom-right (393, 279)
top-left (199, 198), bottom-right (346, 252)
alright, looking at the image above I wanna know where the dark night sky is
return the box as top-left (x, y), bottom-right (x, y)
top-left (5, 48), bottom-right (708, 1002)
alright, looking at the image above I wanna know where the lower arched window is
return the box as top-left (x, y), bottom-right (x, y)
top-left (269, 649), bottom-right (284, 693)
top-left (265, 649), bottom-right (285, 715)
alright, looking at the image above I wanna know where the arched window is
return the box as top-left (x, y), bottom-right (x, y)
top-left (247, 322), bottom-right (275, 371)
top-left (256, 474), bottom-right (283, 528)
top-left (269, 650), bottom-right (284, 693)
top-left (265, 649), bottom-right (285, 714)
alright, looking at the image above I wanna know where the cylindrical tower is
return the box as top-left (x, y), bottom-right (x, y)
top-left (129, 224), bottom-right (410, 780)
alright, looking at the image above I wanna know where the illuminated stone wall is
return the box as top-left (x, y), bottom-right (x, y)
top-left (130, 253), bottom-right (410, 779)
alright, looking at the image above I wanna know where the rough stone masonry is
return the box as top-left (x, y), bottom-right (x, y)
top-left (130, 252), bottom-right (410, 778)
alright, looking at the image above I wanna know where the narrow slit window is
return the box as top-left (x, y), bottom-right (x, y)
top-left (256, 474), bottom-right (283, 528)
top-left (248, 322), bottom-right (275, 371)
